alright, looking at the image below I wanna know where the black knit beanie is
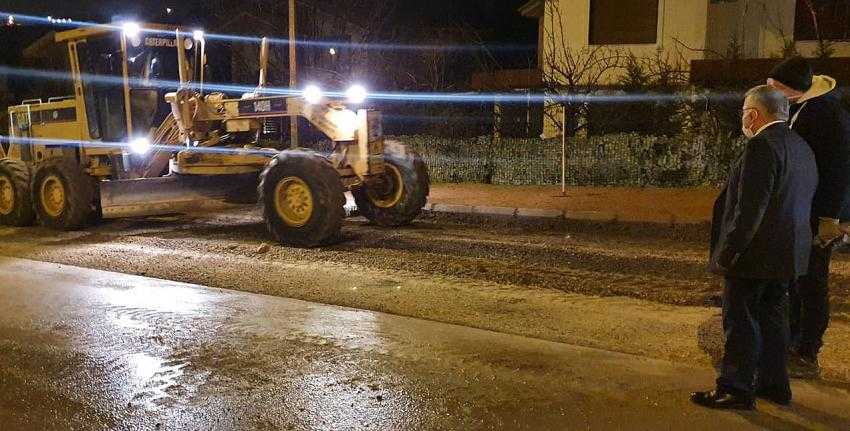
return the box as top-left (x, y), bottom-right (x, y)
top-left (768, 57), bottom-right (813, 92)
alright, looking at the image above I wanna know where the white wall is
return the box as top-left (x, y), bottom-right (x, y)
top-left (539, 0), bottom-right (710, 137)
top-left (542, 0), bottom-right (710, 85)
top-left (706, 0), bottom-right (796, 59)
top-left (796, 41), bottom-right (850, 58)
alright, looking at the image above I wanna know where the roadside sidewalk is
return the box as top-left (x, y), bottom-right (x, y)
top-left (426, 183), bottom-right (719, 225)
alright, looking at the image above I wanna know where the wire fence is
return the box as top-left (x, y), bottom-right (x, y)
top-left (392, 133), bottom-right (745, 187)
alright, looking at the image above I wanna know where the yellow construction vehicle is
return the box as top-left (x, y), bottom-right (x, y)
top-left (1, 22), bottom-right (429, 247)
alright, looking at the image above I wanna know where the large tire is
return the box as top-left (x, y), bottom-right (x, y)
top-left (258, 151), bottom-right (346, 247)
top-left (0, 158), bottom-right (36, 227)
top-left (33, 158), bottom-right (97, 230)
top-left (353, 140), bottom-right (430, 227)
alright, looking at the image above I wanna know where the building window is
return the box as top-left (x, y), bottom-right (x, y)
top-left (794, 0), bottom-right (850, 41)
top-left (589, 0), bottom-right (659, 45)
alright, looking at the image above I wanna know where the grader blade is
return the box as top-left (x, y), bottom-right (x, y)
top-left (99, 174), bottom-right (259, 219)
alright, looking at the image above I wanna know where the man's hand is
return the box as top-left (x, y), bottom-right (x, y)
top-left (709, 248), bottom-right (739, 275)
top-left (816, 217), bottom-right (843, 247)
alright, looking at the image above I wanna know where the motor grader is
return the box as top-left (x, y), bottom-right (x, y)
top-left (0, 22), bottom-right (429, 247)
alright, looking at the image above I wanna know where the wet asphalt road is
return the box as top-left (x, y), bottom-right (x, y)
top-left (2, 257), bottom-right (850, 430)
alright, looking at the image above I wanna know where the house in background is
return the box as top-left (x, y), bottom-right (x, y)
top-left (524, 0), bottom-right (850, 83)
top-left (708, 0), bottom-right (850, 59)
top-left (492, 0), bottom-right (850, 137)
top-left (520, 0), bottom-right (850, 74)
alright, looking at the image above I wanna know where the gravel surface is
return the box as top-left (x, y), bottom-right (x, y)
top-left (1, 207), bottom-right (848, 383)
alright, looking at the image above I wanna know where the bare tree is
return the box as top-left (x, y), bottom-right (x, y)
top-left (802, 0), bottom-right (836, 58)
top-left (540, 0), bottom-right (626, 135)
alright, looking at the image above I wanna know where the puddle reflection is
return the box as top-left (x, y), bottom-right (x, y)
top-left (97, 279), bottom-right (212, 314)
top-left (127, 352), bottom-right (189, 410)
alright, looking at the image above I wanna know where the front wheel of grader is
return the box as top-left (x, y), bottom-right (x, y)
top-left (258, 151), bottom-right (346, 248)
top-left (353, 140), bottom-right (430, 227)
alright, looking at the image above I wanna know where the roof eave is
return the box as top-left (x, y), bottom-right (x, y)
top-left (518, 0), bottom-right (544, 18)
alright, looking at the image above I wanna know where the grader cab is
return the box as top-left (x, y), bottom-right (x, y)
top-left (0, 22), bottom-right (429, 247)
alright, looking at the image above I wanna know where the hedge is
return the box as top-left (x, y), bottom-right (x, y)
top-left (391, 133), bottom-right (745, 187)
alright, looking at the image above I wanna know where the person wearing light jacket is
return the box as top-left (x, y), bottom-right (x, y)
top-left (768, 56), bottom-right (850, 377)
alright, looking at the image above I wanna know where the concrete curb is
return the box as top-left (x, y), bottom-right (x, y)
top-left (423, 203), bottom-right (707, 226)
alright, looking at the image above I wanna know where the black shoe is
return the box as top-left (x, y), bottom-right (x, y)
top-left (788, 352), bottom-right (820, 379)
top-left (690, 389), bottom-right (755, 410)
top-left (755, 387), bottom-right (792, 406)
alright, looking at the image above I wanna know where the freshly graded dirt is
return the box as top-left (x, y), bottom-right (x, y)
top-left (1, 207), bottom-right (848, 383)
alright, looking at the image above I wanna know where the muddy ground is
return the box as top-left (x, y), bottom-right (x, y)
top-left (5, 257), bottom-right (850, 430)
top-left (1, 207), bottom-right (849, 382)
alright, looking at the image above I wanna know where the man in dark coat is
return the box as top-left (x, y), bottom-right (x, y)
top-left (768, 57), bottom-right (850, 376)
top-left (691, 85), bottom-right (818, 410)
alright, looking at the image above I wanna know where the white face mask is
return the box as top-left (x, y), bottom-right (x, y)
top-left (741, 110), bottom-right (756, 138)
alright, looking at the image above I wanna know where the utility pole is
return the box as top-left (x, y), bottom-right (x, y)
top-left (289, 0), bottom-right (299, 148)
top-left (561, 105), bottom-right (566, 196)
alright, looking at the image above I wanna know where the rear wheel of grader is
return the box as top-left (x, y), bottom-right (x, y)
top-left (0, 158), bottom-right (36, 227)
top-left (353, 140), bottom-right (430, 227)
top-left (258, 151), bottom-right (346, 247)
top-left (33, 158), bottom-right (98, 230)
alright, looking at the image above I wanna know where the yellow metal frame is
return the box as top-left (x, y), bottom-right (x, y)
top-left (55, 23), bottom-right (183, 157)
top-left (119, 30), bottom-right (134, 139)
top-left (67, 41), bottom-right (91, 143)
top-left (170, 151), bottom-right (271, 175)
top-left (55, 23), bottom-right (177, 43)
top-left (7, 99), bottom-right (86, 162)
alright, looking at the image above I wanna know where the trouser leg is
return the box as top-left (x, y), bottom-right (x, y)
top-left (797, 245), bottom-right (832, 358)
top-left (789, 281), bottom-right (801, 349)
top-left (717, 277), bottom-right (763, 396)
top-left (756, 280), bottom-right (791, 397)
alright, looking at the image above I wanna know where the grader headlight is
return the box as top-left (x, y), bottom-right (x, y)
top-left (303, 85), bottom-right (324, 105)
top-left (345, 84), bottom-right (368, 104)
top-left (122, 22), bottom-right (141, 38)
top-left (122, 21), bottom-right (142, 47)
top-left (129, 137), bottom-right (152, 155)
top-left (330, 109), bottom-right (359, 137)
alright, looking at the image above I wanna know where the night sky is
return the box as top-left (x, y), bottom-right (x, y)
top-left (1, 0), bottom-right (536, 50)
top-left (1, 0), bottom-right (537, 89)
